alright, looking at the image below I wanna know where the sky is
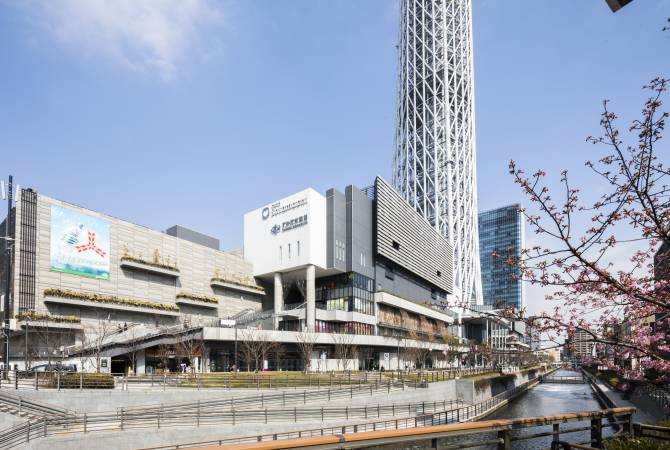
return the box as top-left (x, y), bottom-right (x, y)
top-left (1, 0), bottom-right (668, 315)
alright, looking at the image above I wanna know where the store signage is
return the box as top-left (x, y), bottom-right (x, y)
top-left (270, 214), bottom-right (308, 235)
top-left (264, 197), bottom-right (307, 219)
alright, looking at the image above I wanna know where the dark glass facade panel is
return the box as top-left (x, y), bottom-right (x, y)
top-left (478, 204), bottom-right (523, 310)
top-left (315, 272), bottom-right (375, 315)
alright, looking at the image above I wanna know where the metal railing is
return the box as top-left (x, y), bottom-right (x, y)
top-left (0, 370), bottom-right (115, 391)
top-left (139, 376), bottom-right (549, 450)
top-left (541, 375), bottom-right (585, 384)
top-left (142, 407), bottom-right (636, 450)
top-left (0, 368), bottom-right (557, 449)
top-left (634, 382), bottom-right (670, 419)
top-left (0, 367), bottom-right (504, 391)
top-left (0, 391), bottom-right (462, 448)
top-left (0, 390), bottom-right (75, 418)
top-left (109, 379), bottom-right (412, 415)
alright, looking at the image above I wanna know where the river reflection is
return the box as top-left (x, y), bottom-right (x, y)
top-left (376, 370), bottom-right (609, 450)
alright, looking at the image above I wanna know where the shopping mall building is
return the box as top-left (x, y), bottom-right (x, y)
top-left (0, 177), bottom-right (518, 373)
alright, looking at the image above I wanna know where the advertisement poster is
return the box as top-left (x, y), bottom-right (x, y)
top-left (50, 205), bottom-right (110, 279)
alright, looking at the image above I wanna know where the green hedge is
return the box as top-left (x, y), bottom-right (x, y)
top-left (55, 373), bottom-right (114, 389)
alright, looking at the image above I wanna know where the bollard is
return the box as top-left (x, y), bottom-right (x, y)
top-left (552, 423), bottom-right (560, 446)
top-left (497, 430), bottom-right (511, 450)
top-left (591, 418), bottom-right (603, 448)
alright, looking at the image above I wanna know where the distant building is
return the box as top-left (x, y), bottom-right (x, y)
top-left (165, 225), bottom-right (219, 250)
top-left (566, 329), bottom-right (594, 362)
top-left (478, 204), bottom-right (525, 310)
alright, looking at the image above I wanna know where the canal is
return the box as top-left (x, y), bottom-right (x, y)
top-left (480, 369), bottom-right (608, 449)
top-left (374, 369), bottom-right (612, 450)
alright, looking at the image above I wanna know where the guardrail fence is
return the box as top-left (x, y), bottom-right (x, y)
top-left (144, 408), bottom-right (638, 450)
top-left (0, 366), bottom-right (502, 391)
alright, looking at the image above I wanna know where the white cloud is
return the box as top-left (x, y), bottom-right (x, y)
top-left (24, 0), bottom-right (224, 79)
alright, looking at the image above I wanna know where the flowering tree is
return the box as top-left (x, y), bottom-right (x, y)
top-left (508, 78), bottom-right (670, 381)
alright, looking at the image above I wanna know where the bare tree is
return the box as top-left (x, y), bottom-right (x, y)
top-left (80, 314), bottom-right (113, 373)
top-left (296, 331), bottom-right (317, 373)
top-left (332, 333), bottom-right (357, 371)
top-left (176, 336), bottom-right (203, 373)
top-left (259, 337), bottom-right (279, 372)
top-left (239, 328), bottom-right (264, 371)
top-left (156, 342), bottom-right (174, 373)
top-left (124, 326), bottom-right (142, 375)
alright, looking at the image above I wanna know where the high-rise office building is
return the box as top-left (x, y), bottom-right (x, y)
top-left (478, 204), bottom-right (525, 310)
top-left (392, 0), bottom-right (482, 305)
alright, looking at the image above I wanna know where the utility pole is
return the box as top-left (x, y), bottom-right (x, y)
top-left (3, 175), bottom-right (12, 372)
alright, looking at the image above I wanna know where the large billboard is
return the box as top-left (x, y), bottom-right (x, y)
top-left (50, 205), bottom-right (110, 279)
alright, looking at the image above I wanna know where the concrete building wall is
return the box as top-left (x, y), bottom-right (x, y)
top-left (325, 189), bottom-right (347, 272)
top-left (345, 186), bottom-right (374, 279)
top-left (373, 260), bottom-right (440, 304)
top-left (11, 190), bottom-right (263, 330)
top-left (374, 177), bottom-right (453, 294)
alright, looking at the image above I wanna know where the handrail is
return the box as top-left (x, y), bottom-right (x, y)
top-left (139, 374), bottom-right (555, 450)
top-left (0, 367), bottom-right (559, 449)
top-left (0, 390), bottom-right (75, 417)
top-left (114, 379), bottom-right (408, 414)
top-left (186, 407), bottom-right (636, 450)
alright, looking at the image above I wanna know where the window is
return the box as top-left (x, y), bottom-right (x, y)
top-left (392, 240), bottom-right (400, 250)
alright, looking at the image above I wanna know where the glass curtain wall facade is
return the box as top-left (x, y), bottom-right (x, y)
top-left (315, 272), bottom-right (375, 315)
top-left (478, 204), bottom-right (524, 310)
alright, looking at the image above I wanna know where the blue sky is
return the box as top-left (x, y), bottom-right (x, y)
top-left (1, 1), bottom-right (668, 298)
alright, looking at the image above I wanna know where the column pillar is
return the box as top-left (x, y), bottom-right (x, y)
top-left (135, 349), bottom-right (146, 375)
top-left (274, 272), bottom-right (283, 330)
top-left (305, 265), bottom-right (316, 332)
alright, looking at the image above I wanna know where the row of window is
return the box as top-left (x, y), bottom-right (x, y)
top-left (315, 320), bottom-right (373, 335)
top-left (316, 296), bottom-right (375, 315)
top-left (279, 241), bottom-right (300, 262)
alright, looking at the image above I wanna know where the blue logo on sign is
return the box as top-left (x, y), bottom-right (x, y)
top-left (270, 224), bottom-right (281, 235)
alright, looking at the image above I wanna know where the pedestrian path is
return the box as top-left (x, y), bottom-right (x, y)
top-left (590, 375), bottom-right (657, 424)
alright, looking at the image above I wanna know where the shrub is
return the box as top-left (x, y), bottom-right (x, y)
top-left (176, 292), bottom-right (218, 304)
top-left (605, 436), bottom-right (670, 450)
top-left (56, 373), bottom-right (115, 389)
top-left (16, 311), bottom-right (80, 323)
top-left (120, 255), bottom-right (179, 272)
top-left (44, 288), bottom-right (179, 312)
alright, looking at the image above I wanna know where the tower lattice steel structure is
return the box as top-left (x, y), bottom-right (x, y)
top-left (392, 0), bottom-right (483, 305)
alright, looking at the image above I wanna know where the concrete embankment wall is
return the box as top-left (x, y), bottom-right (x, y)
top-left (455, 367), bottom-right (547, 405)
top-left (15, 382), bottom-right (457, 413)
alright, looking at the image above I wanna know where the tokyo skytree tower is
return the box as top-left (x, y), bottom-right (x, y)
top-left (392, 0), bottom-right (483, 305)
